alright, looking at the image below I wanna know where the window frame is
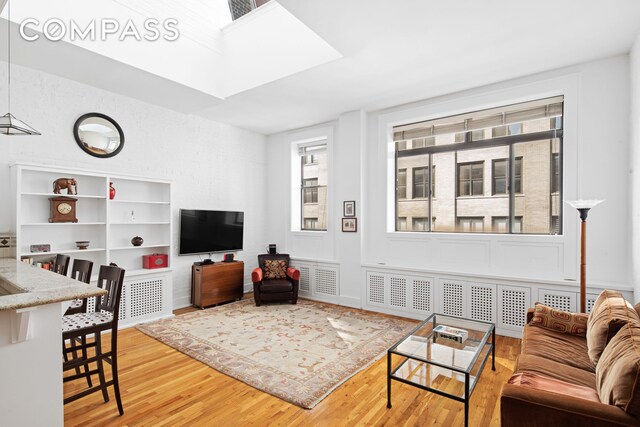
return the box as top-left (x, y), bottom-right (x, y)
top-left (457, 161), bottom-right (484, 197)
top-left (393, 96), bottom-right (564, 235)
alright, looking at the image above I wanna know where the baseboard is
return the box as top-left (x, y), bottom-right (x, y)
top-left (338, 295), bottom-right (361, 309)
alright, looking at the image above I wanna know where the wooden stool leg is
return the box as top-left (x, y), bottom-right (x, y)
top-left (95, 333), bottom-right (110, 403)
top-left (111, 334), bottom-right (124, 415)
top-left (81, 335), bottom-right (92, 388)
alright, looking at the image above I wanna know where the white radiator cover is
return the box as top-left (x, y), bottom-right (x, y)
top-left (290, 260), bottom-right (340, 304)
top-left (86, 271), bottom-right (173, 328)
top-left (364, 267), bottom-right (630, 338)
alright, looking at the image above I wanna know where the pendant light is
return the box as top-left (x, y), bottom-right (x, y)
top-left (0, 0), bottom-right (40, 135)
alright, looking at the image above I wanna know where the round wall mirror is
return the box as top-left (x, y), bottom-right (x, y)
top-left (73, 113), bottom-right (124, 158)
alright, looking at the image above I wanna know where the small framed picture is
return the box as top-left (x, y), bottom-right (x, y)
top-left (342, 218), bottom-right (357, 232)
top-left (343, 201), bottom-right (356, 217)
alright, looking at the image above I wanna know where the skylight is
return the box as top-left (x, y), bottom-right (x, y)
top-left (228, 0), bottom-right (272, 21)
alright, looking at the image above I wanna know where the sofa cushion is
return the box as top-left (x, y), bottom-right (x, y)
top-left (596, 323), bottom-right (640, 417)
top-left (514, 354), bottom-right (596, 389)
top-left (587, 290), bottom-right (639, 365)
top-left (531, 303), bottom-right (588, 337)
top-left (263, 259), bottom-right (287, 280)
top-left (508, 372), bottom-right (600, 402)
top-left (522, 324), bottom-right (595, 372)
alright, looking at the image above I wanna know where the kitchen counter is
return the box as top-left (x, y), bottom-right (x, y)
top-left (0, 258), bottom-right (108, 427)
top-left (0, 258), bottom-right (106, 311)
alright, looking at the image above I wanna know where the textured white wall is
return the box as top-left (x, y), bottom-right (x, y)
top-left (0, 62), bottom-right (267, 308)
top-left (631, 35), bottom-right (640, 302)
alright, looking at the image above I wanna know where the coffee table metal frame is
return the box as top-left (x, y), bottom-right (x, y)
top-left (386, 313), bottom-right (495, 426)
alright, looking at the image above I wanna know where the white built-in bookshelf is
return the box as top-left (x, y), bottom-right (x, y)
top-left (11, 163), bottom-right (173, 326)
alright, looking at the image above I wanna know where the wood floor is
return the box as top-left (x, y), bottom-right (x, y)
top-left (64, 302), bottom-right (520, 427)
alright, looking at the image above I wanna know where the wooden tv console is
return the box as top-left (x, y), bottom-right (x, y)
top-left (192, 261), bottom-right (244, 309)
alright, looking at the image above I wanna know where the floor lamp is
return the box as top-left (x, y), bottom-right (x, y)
top-left (566, 200), bottom-right (603, 313)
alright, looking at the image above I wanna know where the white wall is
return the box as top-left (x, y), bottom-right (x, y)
top-left (0, 62), bottom-right (267, 308)
top-left (267, 55), bottom-right (633, 307)
top-left (631, 35), bottom-right (640, 301)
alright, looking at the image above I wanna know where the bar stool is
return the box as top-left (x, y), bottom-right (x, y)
top-left (62, 265), bottom-right (125, 415)
top-left (53, 254), bottom-right (71, 276)
top-left (64, 259), bottom-right (94, 316)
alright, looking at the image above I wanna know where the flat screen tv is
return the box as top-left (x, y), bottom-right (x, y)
top-left (179, 209), bottom-right (244, 255)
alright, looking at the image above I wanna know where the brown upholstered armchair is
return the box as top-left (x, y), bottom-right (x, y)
top-left (251, 254), bottom-right (300, 306)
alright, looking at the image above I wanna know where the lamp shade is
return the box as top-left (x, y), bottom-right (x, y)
top-left (0, 113), bottom-right (42, 136)
top-left (565, 200), bottom-right (604, 210)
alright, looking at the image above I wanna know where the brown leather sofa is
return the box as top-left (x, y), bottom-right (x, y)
top-left (501, 290), bottom-right (640, 426)
top-left (251, 254), bottom-right (300, 306)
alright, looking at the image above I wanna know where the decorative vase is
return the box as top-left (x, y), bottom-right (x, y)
top-left (131, 236), bottom-right (143, 247)
top-left (109, 182), bottom-right (116, 200)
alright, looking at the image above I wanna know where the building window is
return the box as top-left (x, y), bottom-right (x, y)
top-left (412, 217), bottom-right (428, 231)
top-left (551, 216), bottom-right (560, 235)
top-left (304, 218), bottom-right (318, 229)
top-left (304, 153), bottom-right (318, 165)
top-left (514, 157), bottom-right (522, 194)
top-left (300, 143), bottom-right (327, 231)
top-left (457, 217), bottom-right (484, 233)
top-left (393, 96), bottom-right (563, 234)
top-left (303, 179), bottom-right (318, 204)
top-left (492, 157), bottom-right (522, 195)
top-left (492, 216), bottom-right (523, 233)
top-left (551, 154), bottom-right (560, 193)
top-left (492, 159), bottom-right (508, 195)
top-left (397, 217), bottom-right (407, 231)
top-left (413, 167), bottom-right (428, 199)
top-left (397, 169), bottom-right (407, 199)
top-left (458, 162), bottom-right (484, 196)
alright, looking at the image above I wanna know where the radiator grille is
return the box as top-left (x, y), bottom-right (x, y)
top-left (368, 274), bottom-right (385, 305)
top-left (298, 266), bottom-right (311, 292)
top-left (130, 279), bottom-right (163, 318)
top-left (442, 281), bottom-right (464, 317)
top-left (412, 279), bottom-right (432, 312)
top-left (542, 292), bottom-right (573, 312)
top-left (390, 277), bottom-right (407, 308)
top-left (470, 285), bottom-right (494, 322)
top-left (315, 269), bottom-right (338, 296)
top-left (500, 288), bottom-right (527, 327)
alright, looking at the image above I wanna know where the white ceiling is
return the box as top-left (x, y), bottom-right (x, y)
top-left (5, 0), bottom-right (640, 135)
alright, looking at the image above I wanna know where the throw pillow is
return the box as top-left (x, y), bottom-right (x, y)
top-left (596, 322), bottom-right (640, 417)
top-left (587, 290), bottom-right (639, 365)
top-left (263, 259), bottom-right (287, 279)
top-left (530, 303), bottom-right (588, 337)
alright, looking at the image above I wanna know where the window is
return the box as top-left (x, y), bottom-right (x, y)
top-left (412, 217), bottom-right (428, 231)
top-left (413, 167), bottom-right (428, 198)
top-left (397, 169), bottom-right (407, 199)
top-left (304, 218), bottom-right (318, 229)
top-left (551, 216), bottom-right (560, 235)
top-left (492, 160), bottom-right (508, 195)
top-left (458, 162), bottom-right (484, 196)
top-left (457, 217), bottom-right (484, 233)
top-left (394, 96), bottom-right (563, 234)
top-left (492, 157), bottom-right (522, 195)
top-left (551, 154), bottom-right (560, 193)
top-left (303, 179), bottom-right (318, 204)
top-left (492, 216), bottom-right (523, 233)
top-left (304, 154), bottom-right (317, 165)
top-left (397, 217), bottom-right (407, 231)
top-left (514, 157), bottom-right (522, 194)
top-left (299, 143), bottom-right (327, 231)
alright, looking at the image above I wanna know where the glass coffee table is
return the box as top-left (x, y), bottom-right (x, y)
top-left (387, 313), bottom-right (495, 426)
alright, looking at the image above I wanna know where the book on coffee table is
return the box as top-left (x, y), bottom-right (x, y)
top-left (433, 324), bottom-right (468, 344)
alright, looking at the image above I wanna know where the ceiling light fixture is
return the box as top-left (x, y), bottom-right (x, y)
top-left (0, 0), bottom-right (40, 136)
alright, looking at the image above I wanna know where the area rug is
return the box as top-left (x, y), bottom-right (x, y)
top-left (137, 299), bottom-right (416, 408)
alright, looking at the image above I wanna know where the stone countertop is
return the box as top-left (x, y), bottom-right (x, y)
top-left (0, 259), bottom-right (106, 311)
